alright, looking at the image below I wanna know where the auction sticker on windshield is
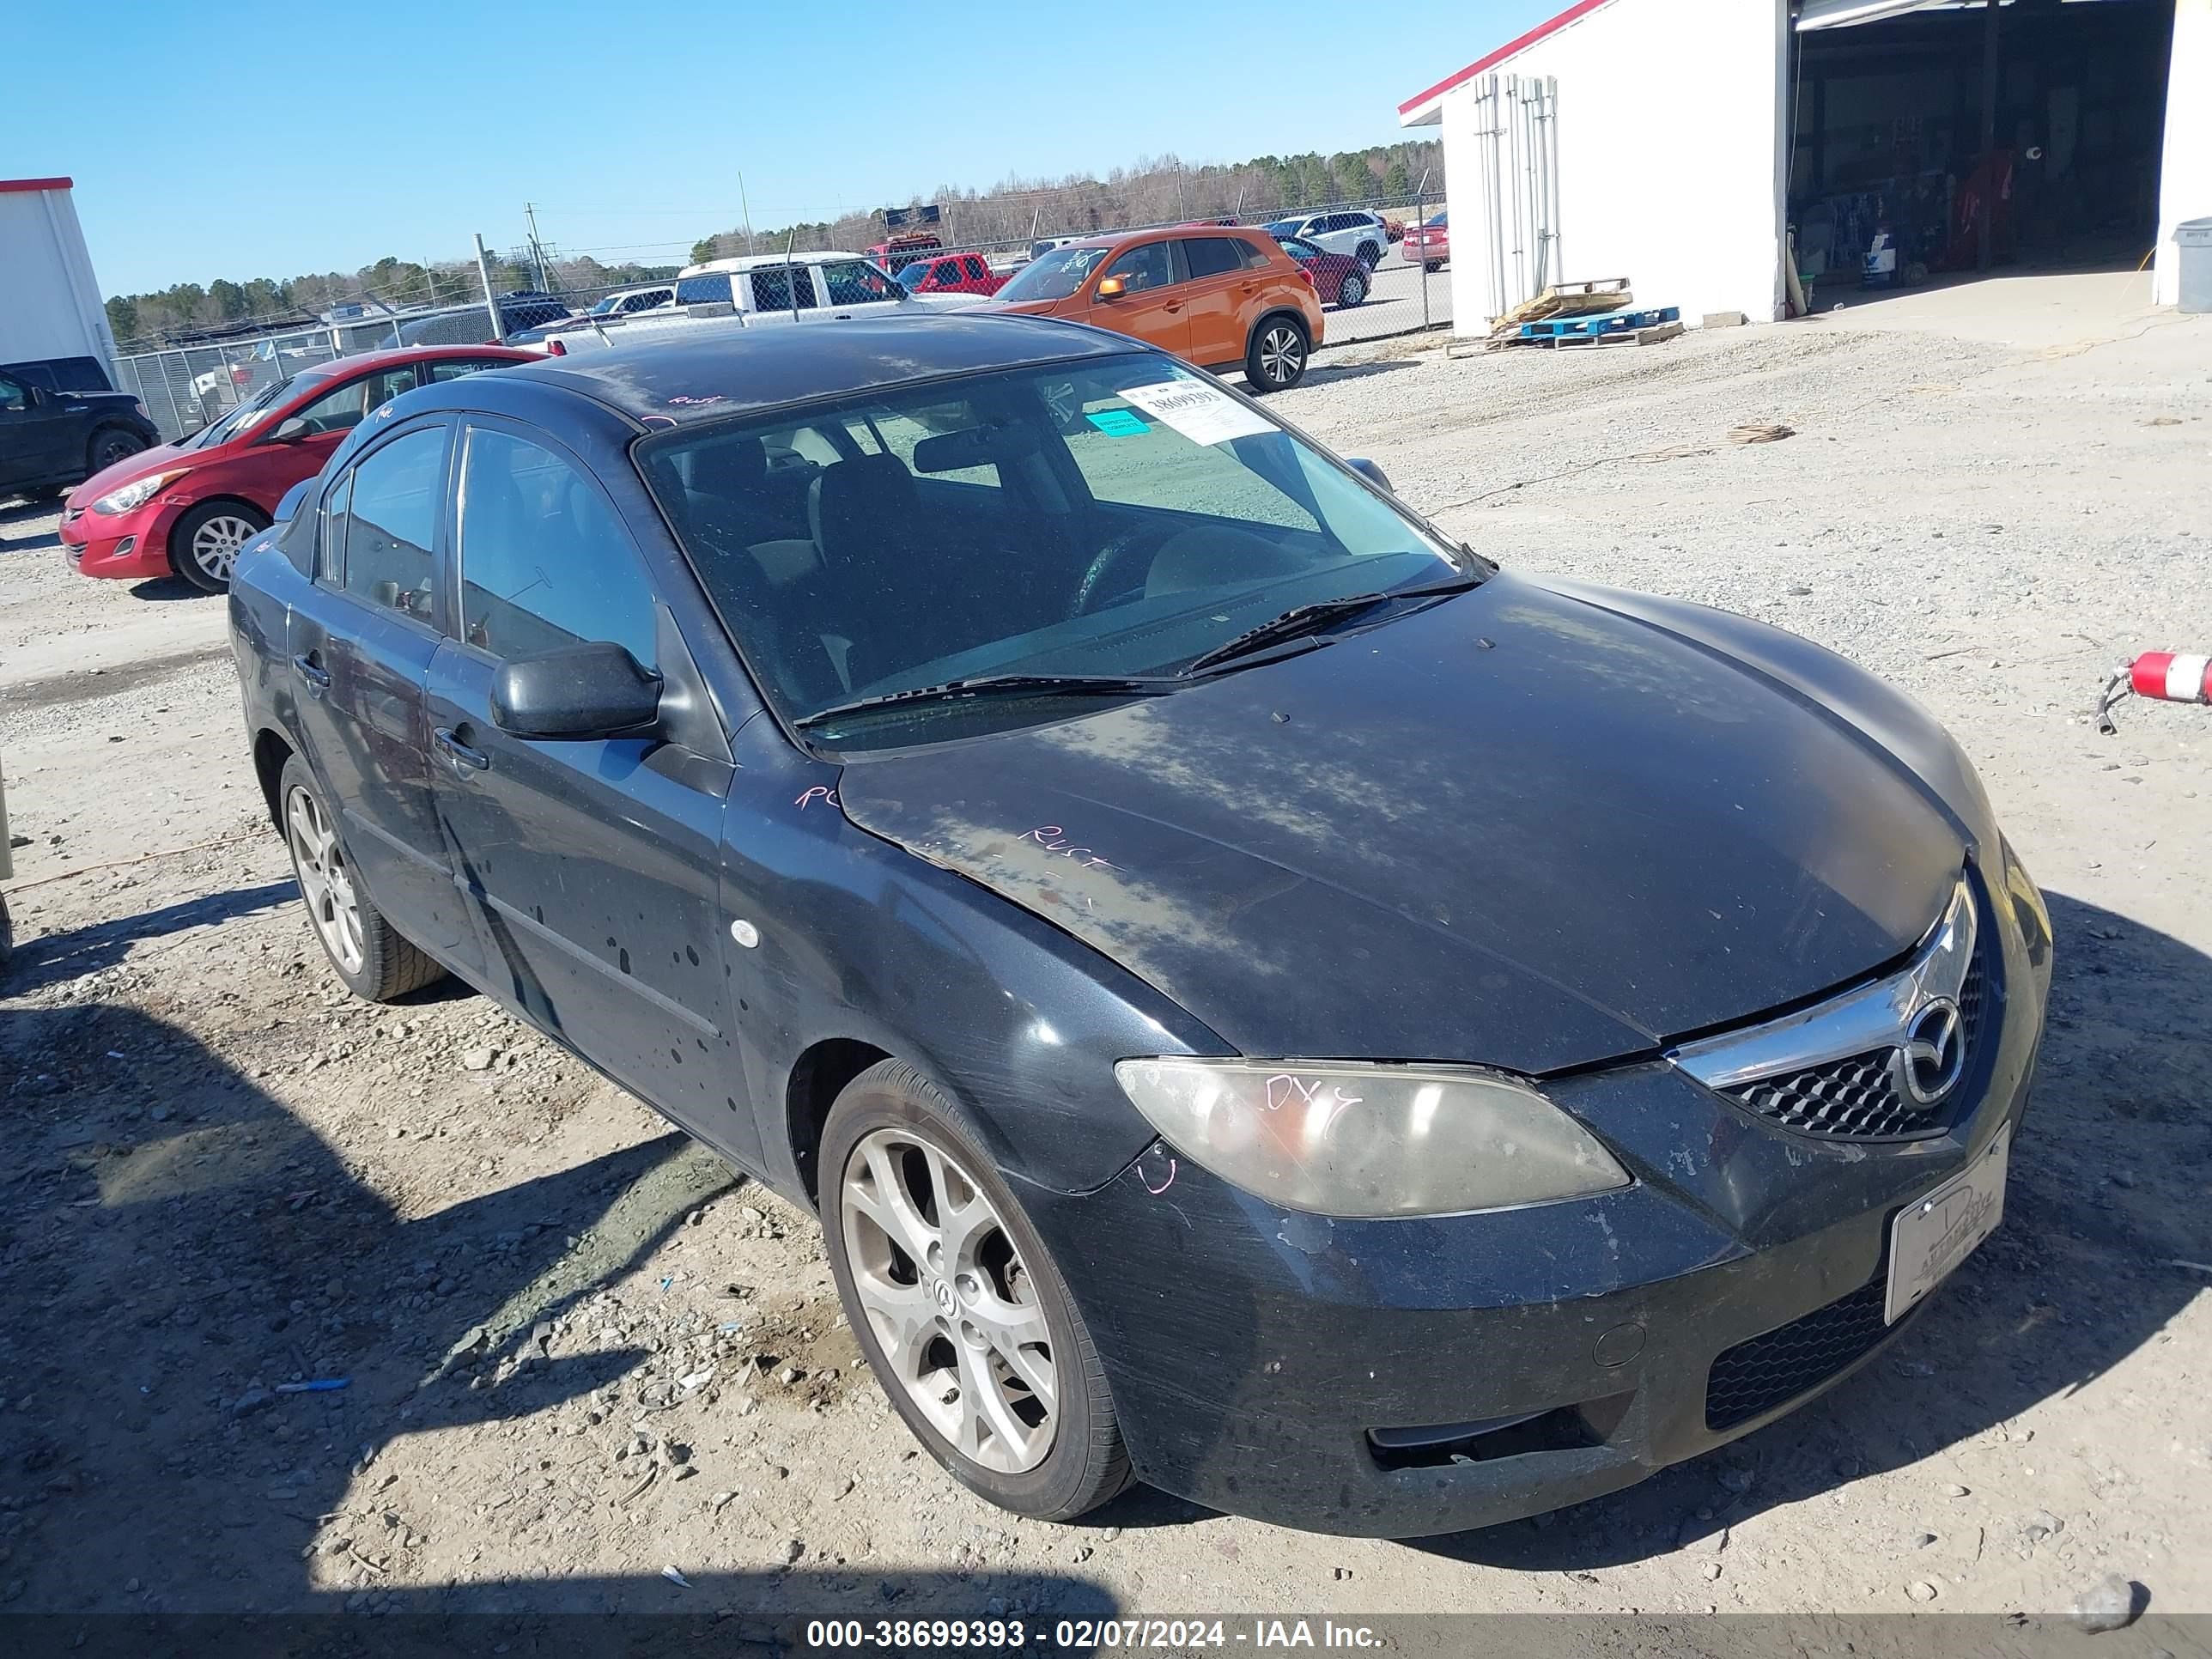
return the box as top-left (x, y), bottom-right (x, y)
top-left (1116, 380), bottom-right (1275, 447)
top-left (1885, 1123), bottom-right (2009, 1324)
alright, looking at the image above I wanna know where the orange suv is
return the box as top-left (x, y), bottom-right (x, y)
top-left (989, 226), bottom-right (1323, 392)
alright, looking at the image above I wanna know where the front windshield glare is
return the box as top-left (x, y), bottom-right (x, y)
top-left (636, 360), bottom-right (1471, 747)
top-left (195, 370), bottom-right (319, 446)
top-left (993, 245), bottom-right (1110, 303)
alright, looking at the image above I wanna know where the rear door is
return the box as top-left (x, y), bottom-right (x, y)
top-left (285, 418), bottom-right (482, 973)
top-left (1176, 236), bottom-right (1257, 369)
top-left (422, 417), bottom-right (742, 1141)
top-left (1084, 240), bottom-right (1190, 359)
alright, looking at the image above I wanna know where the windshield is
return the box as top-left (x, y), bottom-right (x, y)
top-left (994, 244), bottom-right (1112, 303)
top-left (190, 369), bottom-right (323, 447)
top-left (1262, 219), bottom-right (1302, 236)
top-left (589, 295), bottom-right (623, 314)
top-left (637, 359), bottom-right (1477, 748)
top-left (896, 263), bottom-right (929, 292)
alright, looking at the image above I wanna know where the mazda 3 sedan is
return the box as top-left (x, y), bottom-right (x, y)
top-left (228, 315), bottom-right (2051, 1537)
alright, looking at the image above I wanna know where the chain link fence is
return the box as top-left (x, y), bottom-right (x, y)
top-left (109, 191), bottom-right (1454, 441)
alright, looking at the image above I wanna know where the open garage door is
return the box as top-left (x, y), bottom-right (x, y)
top-left (1787, 0), bottom-right (2176, 300)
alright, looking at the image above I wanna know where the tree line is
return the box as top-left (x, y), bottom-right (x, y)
top-left (690, 143), bottom-right (1443, 264)
top-left (106, 140), bottom-right (1443, 350)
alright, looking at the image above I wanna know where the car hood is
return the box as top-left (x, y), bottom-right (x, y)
top-left (834, 572), bottom-right (1970, 1073)
top-left (67, 437), bottom-right (199, 509)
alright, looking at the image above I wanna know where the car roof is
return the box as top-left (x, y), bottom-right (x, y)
top-left (1058, 224), bottom-right (1267, 252)
top-left (681, 252), bottom-right (874, 276)
top-left (307, 343), bottom-right (535, 377)
top-left (485, 313), bottom-right (1144, 428)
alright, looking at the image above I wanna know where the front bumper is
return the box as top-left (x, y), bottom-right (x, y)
top-left (1029, 862), bottom-right (2051, 1537)
top-left (61, 499), bottom-right (178, 580)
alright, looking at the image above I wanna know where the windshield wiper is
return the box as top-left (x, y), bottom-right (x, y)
top-left (1180, 573), bottom-right (1485, 677)
top-left (793, 672), bottom-right (1182, 730)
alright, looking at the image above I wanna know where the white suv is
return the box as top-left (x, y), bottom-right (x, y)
top-left (1261, 210), bottom-right (1389, 268)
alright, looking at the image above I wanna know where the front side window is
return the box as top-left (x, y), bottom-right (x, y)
top-left (750, 266), bottom-right (819, 312)
top-left (456, 427), bottom-right (656, 668)
top-left (334, 426), bottom-right (447, 620)
top-left (823, 260), bottom-right (897, 305)
top-left (0, 374), bottom-right (26, 413)
top-left (994, 244), bottom-right (1111, 303)
top-left (637, 360), bottom-right (1474, 748)
top-left (1102, 241), bottom-right (1175, 294)
top-left (289, 366), bottom-right (417, 438)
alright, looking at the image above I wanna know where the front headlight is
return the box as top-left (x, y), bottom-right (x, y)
top-left (1113, 1059), bottom-right (1630, 1218)
top-left (93, 468), bottom-right (191, 515)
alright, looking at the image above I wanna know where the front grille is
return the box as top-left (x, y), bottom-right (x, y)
top-left (1705, 1272), bottom-right (1897, 1431)
top-left (1723, 955), bottom-right (1989, 1141)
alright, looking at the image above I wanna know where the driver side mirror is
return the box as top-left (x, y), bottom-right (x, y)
top-left (1346, 456), bottom-right (1394, 495)
top-left (268, 416), bottom-right (310, 444)
top-left (1095, 276), bottom-right (1127, 300)
top-left (490, 640), bottom-right (663, 741)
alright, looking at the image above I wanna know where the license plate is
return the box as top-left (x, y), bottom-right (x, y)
top-left (1885, 1125), bottom-right (2010, 1325)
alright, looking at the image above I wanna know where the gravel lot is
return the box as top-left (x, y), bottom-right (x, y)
top-left (3, 301), bottom-right (2209, 1639)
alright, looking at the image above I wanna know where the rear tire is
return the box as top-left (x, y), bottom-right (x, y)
top-left (1335, 270), bottom-right (1368, 308)
top-left (87, 426), bottom-right (146, 475)
top-left (278, 756), bottom-right (444, 1002)
top-left (1245, 314), bottom-right (1310, 392)
top-left (822, 1060), bottom-right (1133, 1522)
top-left (1424, 259), bottom-right (1445, 275)
top-left (169, 500), bottom-right (268, 593)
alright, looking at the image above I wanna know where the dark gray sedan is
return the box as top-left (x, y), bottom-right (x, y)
top-left (228, 315), bottom-right (2051, 1537)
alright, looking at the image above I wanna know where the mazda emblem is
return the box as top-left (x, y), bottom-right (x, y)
top-left (1896, 998), bottom-right (1966, 1106)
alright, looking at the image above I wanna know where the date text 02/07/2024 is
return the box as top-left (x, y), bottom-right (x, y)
top-left (803, 1617), bottom-right (1382, 1649)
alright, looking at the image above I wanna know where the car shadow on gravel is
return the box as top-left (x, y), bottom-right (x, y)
top-left (1300, 359), bottom-right (1420, 387)
top-left (125, 577), bottom-right (210, 602)
top-left (1410, 889), bottom-right (2209, 1571)
top-left (0, 999), bottom-right (799, 1614)
top-left (1, 880), bottom-right (295, 997)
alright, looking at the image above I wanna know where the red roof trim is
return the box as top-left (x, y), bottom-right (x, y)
top-left (0, 177), bottom-right (74, 193)
top-left (1397, 0), bottom-right (1613, 117)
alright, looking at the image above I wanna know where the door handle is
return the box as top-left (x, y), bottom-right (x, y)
top-left (1164, 303), bottom-right (1183, 314)
top-left (433, 726), bottom-right (490, 772)
top-left (293, 653), bottom-right (331, 695)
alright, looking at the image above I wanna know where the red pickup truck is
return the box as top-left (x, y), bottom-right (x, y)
top-left (894, 251), bottom-right (1008, 298)
top-left (866, 232), bottom-right (945, 274)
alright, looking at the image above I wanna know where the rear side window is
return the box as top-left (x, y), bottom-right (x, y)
top-left (428, 358), bottom-right (510, 383)
top-left (675, 274), bottom-right (732, 306)
top-left (750, 267), bottom-right (820, 312)
top-left (333, 426), bottom-right (447, 621)
top-left (1182, 237), bottom-right (1244, 279)
top-left (1237, 237), bottom-right (1277, 270)
top-left (456, 427), bottom-right (657, 669)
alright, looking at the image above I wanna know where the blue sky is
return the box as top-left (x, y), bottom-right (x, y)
top-left (5, 0), bottom-right (1549, 297)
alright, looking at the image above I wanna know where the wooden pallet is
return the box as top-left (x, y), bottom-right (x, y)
top-left (1489, 277), bottom-right (1632, 335)
top-left (1544, 319), bottom-right (1684, 349)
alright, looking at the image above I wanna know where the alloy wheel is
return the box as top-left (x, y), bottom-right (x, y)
top-left (1259, 324), bottom-right (1305, 388)
top-left (1340, 272), bottom-right (1366, 307)
top-left (285, 783), bottom-right (365, 975)
top-left (840, 1127), bottom-right (1057, 1474)
top-left (189, 514), bottom-right (258, 586)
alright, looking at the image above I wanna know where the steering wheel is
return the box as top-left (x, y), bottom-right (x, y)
top-left (1068, 528), bottom-right (1154, 618)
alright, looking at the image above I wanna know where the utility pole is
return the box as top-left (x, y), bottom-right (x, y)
top-left (473, 234), bottom-right (505, 343)
top-left (738, 172), bottom-right (757, 254)
top-left (524, 202), bottom-right (549, 289)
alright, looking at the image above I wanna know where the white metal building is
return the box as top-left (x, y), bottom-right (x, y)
top-left (1400, 0), bottom-right (2209, 331)
top-left (0, 177), bottom-right (119, 373)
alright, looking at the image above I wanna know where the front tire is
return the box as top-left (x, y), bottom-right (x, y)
top-left (823, 1060), bottom-right (1133, 1522)
top-left (278, 756), bottom-right (444, 1002)
top-left (1335, 270), bottom-right (1368, 307)
top-left (169, 500), bottom-right (268, 593)
top-left (87, 427), bottom-right (146, 475)
top-left (1245, 315), bottom-right (1310, 392)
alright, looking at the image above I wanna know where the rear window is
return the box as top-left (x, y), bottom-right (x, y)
top-left (675, 273), bottom-right (732, 306)
top-left (750, 266), bottom-right (820, 312)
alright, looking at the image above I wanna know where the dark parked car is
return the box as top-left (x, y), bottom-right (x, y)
top-left (229, 316), bottom-right (2050, 1537)
top-left (1273, 234), bottom-right (1370, 307)
top-left (1, 355), bottom-right (157, 501)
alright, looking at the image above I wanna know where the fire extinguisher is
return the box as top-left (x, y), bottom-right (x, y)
top-left (2095, 651), bottom-right (2212, 733)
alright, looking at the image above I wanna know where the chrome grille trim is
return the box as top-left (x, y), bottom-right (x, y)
top-left (1670, 880), bottom-right (1978, 1122)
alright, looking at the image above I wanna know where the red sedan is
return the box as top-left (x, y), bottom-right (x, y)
top-left (1273, 235), bottom-right (1371, 308)
top-left (61, 344), bottom-right (532, 593)
top-left (1402, 211), bottom-right (1449, 273)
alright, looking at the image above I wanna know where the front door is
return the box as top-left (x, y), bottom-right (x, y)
top-left (285, 418), bottom-right (481, 972)
top-left (0, 372), bottom-right (73, 489)
top-left (422, 418), bottom-right (744, 1148)
top-left (1085, 240), bottom-right (1191, 360)
top-left (252, 362), bottom-right (425, 507)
